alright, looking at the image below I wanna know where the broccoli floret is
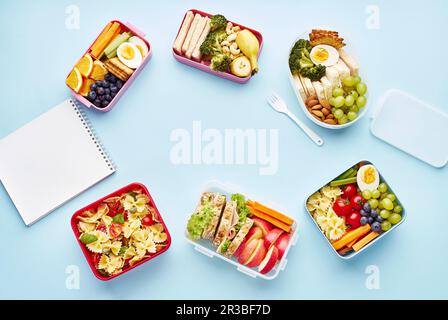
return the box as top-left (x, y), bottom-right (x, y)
top-left (210, 53), bottom-right (231, 72)
top-left (210, 14), bottom-right (228, 32)
top-left (300, 64), bottom-right (326, 81)
top-left (289, 39), bottom-right (313, 74)
top-left (299, 56), bottom-right (314, 69)
top-left (200, 30), bottom-right (228, 57)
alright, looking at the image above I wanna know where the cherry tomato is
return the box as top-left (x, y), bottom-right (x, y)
top-left (142, 214), bottom-right (154, 226)
top-left (332, 197), bottom-right (352, 217)
top-left (96, 224), bottom-right (107, 232)
top-left (109, 222), bottom-right (122, 238)
top-left (92, 253), bottom-right (102, 266)
top-left (341, 183), bottom-right (357, 199)
top-left (346, 211), bottom-right (361, 228)
top-left (107, 201), bottom-right (123, 217)
top-left (350, 194), bottom-right (365, 211)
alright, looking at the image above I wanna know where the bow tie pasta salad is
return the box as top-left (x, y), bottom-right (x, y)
top-left (76, 189), bottom-right (168, 277)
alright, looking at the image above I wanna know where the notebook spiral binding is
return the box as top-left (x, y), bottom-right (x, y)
top-left (69, 99), bottom-right (116, 172)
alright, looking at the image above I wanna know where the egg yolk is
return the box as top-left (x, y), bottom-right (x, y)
top-left (363, 167), bottom-right (376, 184)
top-left (313, 48), bottom-right (329, 62)
top-left (120, 46), bottom-right (135, 60)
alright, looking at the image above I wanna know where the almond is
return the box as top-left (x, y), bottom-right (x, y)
top-left (306, 95), bottom-right (318, 105)
top-left (322, 108), bottom-right (330, 116)
top-left (319, 99), bottom-right (331, 109)
top-left (311, 104), bottom-right (322, 110)
top-left (311, 110), bottom-right (324, 118)
top-left (311, 114), bottom-right (322, 121)
top-left (324, 119), bottom-right (337, 125)
top-left (327, 114), bottom-right (335, 119)
top-left (306, 99), bottom-right (319, 108)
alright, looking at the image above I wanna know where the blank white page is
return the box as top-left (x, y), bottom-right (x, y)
top-left (0, 99), bottom-right (115, 225)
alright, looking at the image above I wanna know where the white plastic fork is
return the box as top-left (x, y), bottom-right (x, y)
top-left (267, 93), bottom-right (324, 146)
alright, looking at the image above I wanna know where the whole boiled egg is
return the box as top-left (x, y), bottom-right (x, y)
top-left (128, 36), bottom-right (149, 57)
top-left (357, 164), bottom-right (380, 191)
top-left (310, 45), bottom-right (339, 67)
top-left (117, 42), bottom-right (143, 69)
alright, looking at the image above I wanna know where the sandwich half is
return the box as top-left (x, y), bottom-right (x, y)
top-left (213, 200), bottom-right (237, 247)
top-left (202, 194), bottom-right (226, 240)
top-left (218, 218), bottom-right (254, 257)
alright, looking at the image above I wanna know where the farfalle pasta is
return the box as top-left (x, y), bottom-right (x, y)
top-left (75, 188), bottom-right (169, 278)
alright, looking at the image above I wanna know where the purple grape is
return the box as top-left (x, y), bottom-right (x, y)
top-left (368, 217), bottom-right (374, 224)
top-left (370, 210), bottom-right (378, 219)
top-left (371, 222), bottom-right (381, 232)
top-left (363, 202), bottom-right (371, 213)
top-left (376, 216), bottom-right (384, 223)
top-left (360, 209), bottom-right (368, 216)
top-left (360, 216), bottom-right (368, 225)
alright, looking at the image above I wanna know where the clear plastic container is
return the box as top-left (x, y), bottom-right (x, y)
top-left (185, 180), bottom-right (298, 280)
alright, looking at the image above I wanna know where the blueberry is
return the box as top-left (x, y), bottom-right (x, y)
top-left (105, 94), bottom-right (112, 101)
top-left (376, 216), bottom-right (384, 223)
top-left (97, 87), bottom-right (105, 95)
top-left (98, 95), bottom-right (105, 101)
top-left (87, 91), bottom-right (96, 101)
top-left (105, 74), bottom-right (113, 82)
top-left (90, 83), bottom-right (98, 91)
top-left (95, 81), bottom-right (103, 88)
top-left (363, 202), bottom-right (371, 213)
top-left (94, 99), bottom-right (101, 106)
top-left (368, 217), bottom-right (374, 224)
top-left (116, 80), bottom-right (123, 89)
top-left (371, 222), bottom-right (381, 232)
top-left (360, 216), bottom-right (368, 225)
top-left (110, 86), bottom-right (118, 94)
top-left (102, 81), bottom-right (110, 88)
top-left (360, 209), bottom-right (367, 216)
top-left (370, 210), bottom-right (378, 219)
top-left (101, 100), bottom-right (109, 108)
top-left (104, 88), bottom-right (110, 95)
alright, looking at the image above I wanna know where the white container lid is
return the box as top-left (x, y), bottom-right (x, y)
top-left (370, 89), bottom-right (448, 168)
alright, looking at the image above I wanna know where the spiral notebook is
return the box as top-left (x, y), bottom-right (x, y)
top-left (0, 99), bottom-right (116, 226)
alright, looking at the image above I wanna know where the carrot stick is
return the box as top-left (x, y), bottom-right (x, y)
top-left (91, 22), bottom-right (121, 58)
top-left (246, 200), bottom-right (255, 207)
top-left (248, 207), bottom-right (291, 233)
top-left (252, 201), bottom-right (294, 225)
top-left (90, 22), bottom-right (112, 53)
top-left (337, 246), bottom-right (353, 256)
top-left (352, 232), bottom-right (379, 252)
top-left (332, 225), bottom-right (371, 251)
top-left (347, 237), bottom-right (359, 249)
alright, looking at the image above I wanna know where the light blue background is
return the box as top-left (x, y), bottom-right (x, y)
top-left (0, 0), bottom-right (447, 299)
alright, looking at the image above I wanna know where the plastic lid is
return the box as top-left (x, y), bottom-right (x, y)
top-left (370, 89), bottom-right (448, 168)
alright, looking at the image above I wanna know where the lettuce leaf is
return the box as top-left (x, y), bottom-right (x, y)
top-left (231, 193), bottom-right (250, 231)
top-left (187, 201), bottom-right (214, 240)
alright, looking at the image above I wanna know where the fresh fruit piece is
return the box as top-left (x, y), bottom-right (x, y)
top-left (386, 193), bottom-right (396, 202)
top-left (332, 197), bottom-right (352, 217)
top-left (142, 214), bottom-right (154, 226)
top-left (356, 83), bottom-right (367, 96)
top-left (362, 190), bottom-right (372, 200)
top-left (347, 211), bottom-right (361, 228)
top-left (381, 198), bottom-right (394, 211)
top-left (251, 218), bottom-right (273, 237)
top-left (370, 209), bottom-right (378, 219)
top-left (236, 29), bottom-right (260, 74)
top-left (79, 78), bottom-right (95, 97)
top-left (75, 54), bottom-right (94, 78)
top-left (371, 189), bottom-right (381, 199)
top-left (245, 239), bottom-right (267, 268)
top-left (264, 228), bottom-right (284, 249)
top-left (258, 246), bottom-right (279, 274)
top-left (66, 67), bottom-right (83, 93)
top-left (371, 221), bottom-right (381, 232)
top-left (378, 183), bottom-right (388, 193)
top-left (345, 95), bottom-right (355, 107)
top-left (360, 216), bottom-right (368, 225)
top-left (90, 60), bottom-right (108, 81)
top-left (353, 76), bottom-right (361, 85)
top-left (363, 202), bottom-right (371, 213)
top-left (356, 96), bottom-right (367, 108)
top-left (388, 213), bottom-right (402, 225)
top-left (233, 238), bottom-right (247, 258)
top-left (238, 238), bottom-right (259, 265)
top-left (393, 205), bottom-right (403, 213)
top-left (332, 87), bottom-right (344, 97)
top-left (334, 109), bottom-right (344, 119)
top-left (245, 226), bottom-right (264, 244)
top-left (342, 76), bottom-right (355, 87)
top-left (341, 183), bottom-right (357, 199)
top-left (338, 115), bottom-right (348, 125)
top-left (275, 233), bottom-right (290, 260)
top-left (333, 96), bottom-right (345, 108)
top-left (109, 222), bottom-right (122, 238)
top-left (380, 209), bottom-right (390, 219)
top-left (104, 32), bottom-right (132, 59)
top-left (350, 194), bottom-right (365, 211)
top-left (381, 220), bottom-right (392, 231)
top-left (230, 56), bottom-right (251, 77)
top-left (368, 199), bottom-right (379, 209)
top-left (347, 111), bottom-right (357, 121)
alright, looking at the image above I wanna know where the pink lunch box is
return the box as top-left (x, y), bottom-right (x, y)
top-left (66, 20), bottom-right (152, 112)
top-left (172, 9), bottom-right (263, 84)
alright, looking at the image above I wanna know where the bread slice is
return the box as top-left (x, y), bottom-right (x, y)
top-left (334, 59), bottom-right (350, 79)
top-left (325, 66), bottom-right (340, 87)
top-left (339, 49), bottom-right (359, 76)
top-left (202, 194), bottom-right (226, 240)
top-left (213, 201), bottom-right (237, 246)
top-left (225, 218), bottom-right (254, 257)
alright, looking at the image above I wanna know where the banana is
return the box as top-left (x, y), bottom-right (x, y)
top-left (236, 29), bottom-right (260, 74)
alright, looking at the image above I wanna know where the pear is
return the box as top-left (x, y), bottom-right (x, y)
top-left (230, 56), bottom-right (251, 77)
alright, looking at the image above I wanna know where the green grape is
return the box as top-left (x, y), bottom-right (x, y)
top-left (362, 190), bottom-right (372, 200)
top-left (371, 189), bottom-right (381, 199)
top-left (393, 205), bottom-right (403, 213)
top-left (349, 105), bottom-right (359, 113)
top-left (353, 76), bottom-right (362, 85)
top-left (386, 193), bottom-right (396, 202)
top-left (334, 109), bottom-right (344, 120)
top-left (345, 95), bottom-right (355, 107)
top-left (338, 115), bottom-right (348, 125)
top-left (378, 183), bottom-right (388, 193)
top-left (380, 209), bottom-right (390, 219)
top-left (347, 111), bottom-right (357, 121)
top-left (378, 201), bottom-right (384, 209)
top-left (333, 87), bottom-right (344, 97)
top-left (329, 97), bottom-right (336, 106)
top-left (381, 198), bottom-right (394, 211)
top-left (350, 90), bottom-right (359, 100)
top-left (368, 199), bottom-right (379, 209)
top-left (381, 221), bottom-right (392, 231)
top-left (333, 96), bottom-right (345, 108)
top-left (388, 213), bottom-right (402, 225)
top-left (356, 96), bottom-right (367, 108)
top-left (342, 76), bottom-right (355, 87)
top-left (356, 83), bottom-right (367, 96)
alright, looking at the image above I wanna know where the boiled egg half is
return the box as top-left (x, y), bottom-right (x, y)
top-left (310, 45), bottom-right (339, 67)
top-left (128, 36), bottom-right (149, 58)
top-left (117, 42), bottom-right (143, 69)
top-left (357, 164), bottom-right (380, 191)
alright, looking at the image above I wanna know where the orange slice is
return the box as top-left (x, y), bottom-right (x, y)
top-left (66, 67), bottom-right (83, 93)
top-left (75, 54), bottom-right (94, 77)
top-left (90, 60), bottom-right (107, 81)
top-left (79, 78), bottom-right (95, 96)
